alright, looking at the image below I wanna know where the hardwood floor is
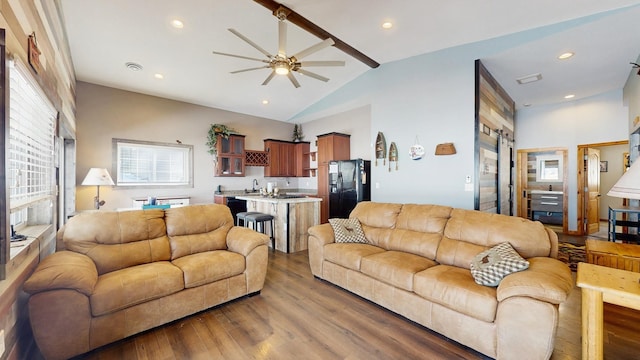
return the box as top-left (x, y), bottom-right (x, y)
top-left (34, 250), bottom-right (638, 360)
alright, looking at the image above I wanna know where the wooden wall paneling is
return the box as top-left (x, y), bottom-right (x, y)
top-left (475, 60), bottom-right (515, 214)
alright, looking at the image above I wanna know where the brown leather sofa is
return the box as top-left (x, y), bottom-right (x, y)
top-left (24, 204), bottom-right (269, 360)
top-left (308, 202), bottom-right (574, 360)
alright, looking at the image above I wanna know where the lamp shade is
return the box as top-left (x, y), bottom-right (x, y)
top-left (81, 168), bottom-right (115, 186)
top-left (607, 160), bottom-right (640, 199)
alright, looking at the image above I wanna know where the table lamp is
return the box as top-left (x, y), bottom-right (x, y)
top-left (82, 168), bottom-right (115, 209)
top-left (607, 159), bottom-right (640, 200)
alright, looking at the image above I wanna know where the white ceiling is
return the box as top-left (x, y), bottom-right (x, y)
top-left (60, 0), bottom-right (640, 122)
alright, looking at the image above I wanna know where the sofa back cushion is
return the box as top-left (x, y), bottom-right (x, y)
top-left (436, 208), bottom-right (552, 269)
top-left (349, 202), bottom-right (402, 247)
top-left (63, 209), bottom-right (170, 275)
top-left (165, 204), bottom-right (234, 260)
top-left (383, 204), bottom-right (452, 259)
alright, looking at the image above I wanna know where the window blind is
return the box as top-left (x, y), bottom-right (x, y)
top-left (8, 60), bottom-right (56, 225)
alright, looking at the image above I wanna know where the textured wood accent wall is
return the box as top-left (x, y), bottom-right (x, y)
top-left (475, 60), bottom-right (515, 214)
top-left (0, 1), bottom-right (77, 358)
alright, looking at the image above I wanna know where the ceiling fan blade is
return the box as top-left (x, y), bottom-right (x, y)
top-left (228, 28), bottom-right (273, 58)
top-left (298, 61), bottom-right (345, 67)
top-left (262, 70), bottom-right (277, 85)
top-left (295, 68), bottom-right (329, 82)
top-left (231, 66), bottom-right (270, 74)
top-left (212, 51), bottom-right (270, 63)
top-left (291, 38), bottom-right (335, 60)
top-left (287, 72), bottom-right (301, 88)
top-left (278, 20), bottom-right (287, 57)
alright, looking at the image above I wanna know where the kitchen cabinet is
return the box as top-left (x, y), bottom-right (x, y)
top-left (316, 132), bottom-right (350, 223)
top-left (215, 134), bottom-right (245, 177)
top-left (295, 142), bottom-right (311, 177)
top-left (264, 139), bottom-right (295, 177)
top-left (264, 140), bottom-right (311, 177)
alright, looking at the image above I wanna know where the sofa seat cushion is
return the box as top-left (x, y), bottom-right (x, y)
top-left (91, 261), bottom-right (184, 317)
top-left (361, 251), bottom-right (438, 291)
top-left (414, 265), bottom-right (498, 323)
top-left (172, 250), bottom-right (245, 288)
top-left (324, 243), bottom-right (385, 271)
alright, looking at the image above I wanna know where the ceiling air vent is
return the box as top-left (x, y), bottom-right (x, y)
top-left (516, 73), bottom-right (542, 84)
top-left (125, 62), bottom-right (143, 71)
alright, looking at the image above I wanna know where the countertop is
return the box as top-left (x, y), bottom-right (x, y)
top-left (235, 195), bottom-right (322, 203)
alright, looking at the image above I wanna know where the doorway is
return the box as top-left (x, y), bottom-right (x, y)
top-left (576, 141), bottom-right (628, 236)
top-left (516, 148), bottom-right (568, 233)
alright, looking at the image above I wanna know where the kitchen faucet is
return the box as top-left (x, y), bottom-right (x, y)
top-left (252, 179), bottom-right (259, 191)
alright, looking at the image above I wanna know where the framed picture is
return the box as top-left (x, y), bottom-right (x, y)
top-left (600, 160), bottom-right (608, 172)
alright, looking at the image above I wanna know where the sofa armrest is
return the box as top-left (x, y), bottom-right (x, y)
top-left (23, 251), bottom-right (98, 296)
top-left (226, 226), bottom-right (270, 256)
top-left (307, 223), bottom-right (335, 277)
top-left (497, 257), bottom-right (573, 304)
top-left (308, 223), bottom-right (335, 245)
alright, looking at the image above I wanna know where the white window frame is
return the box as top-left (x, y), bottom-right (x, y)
top-left (112, 138), bottom-right (193, 188)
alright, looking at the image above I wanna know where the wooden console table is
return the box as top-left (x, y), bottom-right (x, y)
top-left (576, 262), bottom-right (640, 360)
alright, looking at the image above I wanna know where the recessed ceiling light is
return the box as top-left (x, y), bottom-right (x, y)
top-left (382, 22), bottom-right (393, 29)
top-left (154, 73), bottom-right (164, 79)
top-left (558, 52), bottom-right (574, 60)
top-left (262, 100), bottom-right (269, 105)
top-left (125, 62), bottom-right (143, 71)
top-left (171, 19), bottom-right (184, 29)
top-left (516, 73), bottom-right (542, 84)
top-left (564, 94), bottom-right (575, 99)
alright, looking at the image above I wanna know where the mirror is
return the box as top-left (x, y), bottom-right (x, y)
top-left (536, 154), bottom-right (563, 182)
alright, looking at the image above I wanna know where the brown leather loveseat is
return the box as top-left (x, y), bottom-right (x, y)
top-left (24, 204), bottom-right (269, 360)
top-left (308, 202), bottom-right (574, 360)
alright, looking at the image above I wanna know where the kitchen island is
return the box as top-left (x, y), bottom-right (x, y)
top-left (235, 195), bottom-right (321, 253)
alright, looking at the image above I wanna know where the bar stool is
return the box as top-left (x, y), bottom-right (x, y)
top-left (236, 211), bottom-right (260, 226)
top-left (245, 212), bottom-right (275, 250)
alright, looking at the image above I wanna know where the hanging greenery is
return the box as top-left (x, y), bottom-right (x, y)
top-left (292, 123), bottom-right (304, 142)
top-left (206, 123), bottom-right (237, 155)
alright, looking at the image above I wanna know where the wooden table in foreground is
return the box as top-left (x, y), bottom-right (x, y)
top-left (576, 262), bottom-right (640, 360)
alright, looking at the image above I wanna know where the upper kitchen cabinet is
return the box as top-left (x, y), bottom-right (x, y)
top-left (317, 132), bottom-right (351, 166)
top-left (264, 139), bottom-right (311, 177)
top-left (215, 134), bottom-right (245, 177)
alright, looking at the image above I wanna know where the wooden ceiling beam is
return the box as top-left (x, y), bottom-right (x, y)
top-left (253, 0), bottom-right (380, 68)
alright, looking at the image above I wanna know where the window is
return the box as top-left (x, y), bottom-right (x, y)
top-left (113, 138), bottom-right (193, 187)
top-left (8, 59), bottom-right (56, 232)
top-left (536, 154), bottom-right (563, 182)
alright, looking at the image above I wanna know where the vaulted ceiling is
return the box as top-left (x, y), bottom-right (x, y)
top-left (60, 0), bottom-right (640, 121)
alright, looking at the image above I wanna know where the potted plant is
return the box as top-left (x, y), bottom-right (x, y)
top-left (292, 123), bottom-right (304, 142)
top-left (206, 123), bottom-right (237, 156)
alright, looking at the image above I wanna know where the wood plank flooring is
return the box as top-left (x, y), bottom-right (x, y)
top-left (34, 250), bottom-right (638, 360)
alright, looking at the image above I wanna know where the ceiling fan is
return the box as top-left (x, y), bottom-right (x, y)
top-left (212, 6), bottom-right (345, 88)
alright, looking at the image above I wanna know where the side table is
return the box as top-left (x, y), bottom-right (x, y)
top-left (576, 262), bottom-right (640, 360)
top-left (608, 206), bottom-right (640, 243)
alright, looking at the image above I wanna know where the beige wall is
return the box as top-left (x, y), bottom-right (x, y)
top-left (596, 143), bottom-right (628, 220)
top-left (75, 81), bottom-right (300, 209)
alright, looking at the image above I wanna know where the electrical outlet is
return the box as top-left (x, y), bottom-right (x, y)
top-left (375, 182), bottom-right (380, 189)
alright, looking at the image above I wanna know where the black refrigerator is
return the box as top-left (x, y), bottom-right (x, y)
top-left (328, 159), bottom-right (371, 219)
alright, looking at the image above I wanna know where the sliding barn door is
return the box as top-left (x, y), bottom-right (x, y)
top-left (475, 60), bottom-right (515, 214)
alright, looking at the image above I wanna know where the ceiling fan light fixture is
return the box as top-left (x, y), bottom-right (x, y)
top-left (275, 62), bottom-right (289, 75)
